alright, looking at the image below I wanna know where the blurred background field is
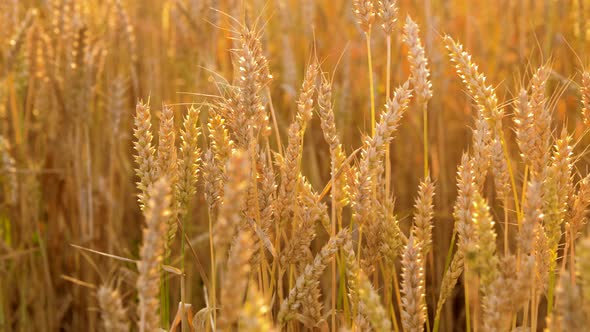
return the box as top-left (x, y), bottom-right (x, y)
top-left (1, 0), bottom-right (590, 331)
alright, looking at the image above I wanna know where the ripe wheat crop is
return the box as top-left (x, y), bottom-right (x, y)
top-left (2, 1), bottom-right (590, 331)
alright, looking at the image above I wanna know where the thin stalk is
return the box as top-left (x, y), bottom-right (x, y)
top-left (426, 307), bottom-right (431, 332)
top-left (339, 251), bottom-right (350, 323)
top-left (180, 266), bottom-right (187, 332)
top-left (207, 208), bottom-right (216, 330)
top-left (162, 260), bottom-right (170, 327)
top-left (386, 36), bottom-right (392, 102)
top-left (181, 214), bottom-right (188, 332)
top-left (531, 281), bottom-right (538, 331)
top-left (433, 307), bottom-right (442, 332)
top-left (464, 266), bottom-right (471, 332)
top-left (275, 213), bottom-right (283, 308)
top-left (522, 298), bottom-right (530, 328)
top-left (365, 30), bottom-right (376, 136)
top-left (423, 102), bottom-right (429, 178)
top-left (385, 35), bottom-right (392, 199)
top-left (379, 261), bottom-right (399, 332)
top-left (433, 232), bottom-right (457, 332)
top-left (337, 211), bottom-right (348, 323)
top-left (331, 160), bottom-right (337, 331)
top-left (266, 88), bottom-right (283, 156)
top-left (391, 264), bottom-right (403, 320)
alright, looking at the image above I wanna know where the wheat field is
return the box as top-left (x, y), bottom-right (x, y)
top-left (1, 0), bottom-right (590, 331)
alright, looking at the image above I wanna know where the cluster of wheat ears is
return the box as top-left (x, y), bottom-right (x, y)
top-left (2, 0), bottom-right (590, 331)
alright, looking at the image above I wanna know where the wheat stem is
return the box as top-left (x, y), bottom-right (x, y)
top-left (366, 30), bottom-right (376, 136)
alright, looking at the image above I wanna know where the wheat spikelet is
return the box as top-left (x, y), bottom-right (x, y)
top-left (69, 20), bottom-right (86, 74)
top-left (244, 140), bottom-right (261, 224)
top-left (528, 66), bottom-right (552, 177)
top-left (107, 77), bottom-right (127, 137)
top-left (543, 129), bottom-right (573, 258)
top-left (453, 153), bottom-right (477, 252)
top-left (232, 26), bottom-right (271, 144)
top-left (412, 176), bottom-right (435, 257)
top-left (214, 150), bottom-right (250, 262)
top-left (318, 72), bottom-right (349, 207)
top-left (491, 136), bottom-right (511, 204)
top-left (519, 180), bottom-right (543, 254)
top-left (352, 0), bottom-right (375, 33)
top-left (4, 8), bottom-right (37, 73)
top-left (435, 250), bottom-right (464, 320)
top-left (353, 81), bottom-right (412, 226)
top-left (208, 112), bottom-right (234, 165)
top-left (175, 106), bottom-right (201, 216)
top-left (239, 287), bottom-right (277, 332)
top-left (157, 105), bottom-right (178, 180)
top-left (219, 230), bottom-right (254, 330)
top-left (482, 255), bottom-right (533, 331)
top-left (137, 178), bottom-right (171, 332)
top-left (275, 0), bottom-right (297, 90)
top-left (343, 237), bottom-right (361, 317)
top-left (342, 237), bottom-right (390, 331)
top-left (534, 223), bottom-right (550, 293)
top-left (97, 283), bottom-right (129, 332)
top-left (358, 272), bottom-right (391, 332)
top-left (277, 61), bottom-right (318, 224)
top-left (471, 116), bottom-right (491, 191)
top-left (25, 21), bottom-right (45, 83)
top-left (513, 88), bottom-right (535, 166)
top-left (296, 60), bottom-right (319, 125)
top-left (375, 196), bottom-right (403, 267)
top-left (470, 191), bottom-right (498, 291)
top-left (202, 150), bottom-right (220, 211)
top-left (281, 176), bottom-right (326, 266)
top-left (257, 150), bottom-right (276, 237)
top-left (378, 0), bottom-right (398, 35)
top-left (276, 123), bottom-right (302, 224)
top-left (567, 173), bottom-right (590, 238)
top-left (444, 35), bottom-right (502, 124)
top-left (133, 100), bottom-right (157, 210)
top-left (278, 229), bottom-right (349, 325)
top-left (157, 105), bottom-right (178, 252)
top-left (403, 15), bottom-right (432, 104)
top-left (545, 271), bottom-right (587, 331)
top-left (401, 235), bottom-right (426, 332)
top-left (114, 0), bottom-right (139, 95)
top-left (204, 113), bottom-right (234, 211)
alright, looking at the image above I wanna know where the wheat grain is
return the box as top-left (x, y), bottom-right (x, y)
top-left (133, 100), bottom-right (157, 210)
top-left (176, 106), bottom-right (201, 217)
top-left (97, 283), bottom-right (129, 332)
top-left (219, 230), bottom-right (254, 330)
top-left (352, 0), bottom-right (375, 33)
top-left (278, 229), bottom-right (349, 325)
top-left (401, 235), bottom-right (426, 332)
top-left (378, 0), bottom-right (398, 35)
top-left (403, 15), bottom-right (432, 104)
top-left (137, 178), bottom-right (171, 332)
